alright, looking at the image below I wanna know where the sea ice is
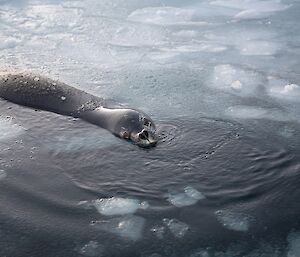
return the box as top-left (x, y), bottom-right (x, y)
top-left (267, 76), bottom-right (300, 102)
top-left (238, 41), bottom-right (280, 56)
top-left (0, 170), bottom-right (7, 180)
top-left (150, 225), bottom-right (165, 239)
top-left (0, 117), bottom-right (24, 142)
top-left (215, 210), bottom-right (251, 232)
top-left (127, 7), bottom-right (196, 25)
top-left (166, 186), bottom-right (205, 207)
top-left (163, 218), bottom-right (189, 238)
top-left (93, 197), bottom-right (149, 216)
top-left (91, 216), bottom-right (145, 241)
top-left (287, 231), bottom-right (300, 257)
top-left (211, 64), bottom-right (263, 96)
top-left (79, 241), bottom-right (104, 257)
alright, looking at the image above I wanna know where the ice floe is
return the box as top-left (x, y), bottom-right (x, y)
top-left (150, 225), bottom-right (165, 239)
top-left (238, 41), bottom-right (280, 56)
top-left (267, 76), bottom-right (300, 102)
top-left (215, 210), bottom-right (252, 232)
top-left (0, 117), bottom-right (24, 142)
top-left (0, 170), bottom-right (7, 180)
top-left (163, 218), bottom-right (189, 238)
top-left (93, 197), bottom-right (149, 216)
top-left (287, 231), bottom-right (300, 257)
top-left (91, 216), bottom-right (145, 241)
top-left (211, 64), bottom-right (264, 96)
top-left (128, 7), bottom-right (197, 25)
top-left (79, 241), bottom-right (104, 257)
top-left (166, 186), bottom-right (205, 207)
top-left (210, 0), bottom-right (290, 20)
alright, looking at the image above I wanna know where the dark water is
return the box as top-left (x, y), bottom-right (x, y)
top-left (0, 97), bottom-right (299, 257)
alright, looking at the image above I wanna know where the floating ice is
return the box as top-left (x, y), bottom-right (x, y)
top-left (267, 76), bottom-right (300, 102)
top-left (287, 231), bottom-right (300, 257)
top-left (163, 218), bottom-right (189, 238)
top-left (128, 7), bottom-right (197, 25)
top-left (0, 37), bottom-right (18, 50)
top-left (166, 186), bottom-right (205, 207)
top-left (160, 43), bottom-right (227, 54)
top-left (79, 241), bottom-right (103, 257)
top-left (190, 249), bottom-right (210, 257)
top-left (91, 216), bottom-right (145, 241)
top-left (210, 0), bottom-right (290, 20)
top-left (238, 41), bottom-right (280, 56)
top-left (215, 210), bottom-right (251, 232)
top-left (211, 65), bottom-right (263, 96)
top-left (150, 225), bottom-right (165, 239)
top-left (0, 117), bottom-right (24, 142)
top-left (93, 197), bottom-right (149, 216)
top-left (0, 170), bottom-right (7, 180)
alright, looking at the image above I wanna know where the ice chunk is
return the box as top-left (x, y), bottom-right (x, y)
top-left (287, 231), bottom-right (300, 257)
top-left (128, 7), bottom-right (198, 25)
top-left (0, 170), bottom-right (7, 180)
top-left (0, 37), bottom-right (18, 50)
top-left (150, 225), bottom-right (165, 239)
top-left (211, 65), bottom-right (263, 96)
top-left (93, 197), bottom-right (149, 216)
top-left (79, 241), bottom-right (104, 257)
top-left (166, 186), bottom-right (205, 207)
top-left (190, 249), bottom-right (210, 257)
top-left (210, 0), bottom-right (290, 20)
top-left (77, 200), bottom-right (94, 210)
top-left (163, 218), bottom-right (189, 238)
top-left (0, 117), bottom-right (24, 142)
top-left (91, 216), bottom-right (145, 241)
top-left (225, 105), bottom-right (288, 121)
top-left (238, 41), bottom-right (280, 56)
top-left (215, 210), bottom-right (251, 232)
top-left (267, 76), bottom-right (300, 102)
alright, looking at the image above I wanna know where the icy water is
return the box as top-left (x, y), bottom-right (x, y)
top-left (0, 0), bottom-right (300, 256)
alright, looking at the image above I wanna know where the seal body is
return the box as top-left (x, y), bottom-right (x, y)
top-left (0, 72), bottom-right (157, 147)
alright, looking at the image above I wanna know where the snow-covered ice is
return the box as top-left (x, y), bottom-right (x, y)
top-left (93, 197), bottom-right (149, 216)
top-left (163, 218), bottom-right (189, 238)
top-left (91, 216), bottom-right (145, 241)
top-left (215, 210), bottom-right (252, 232)
top-left (287, 231), bottom-right (300, 257)
top-left (79, 241), bottom-right (104, 257)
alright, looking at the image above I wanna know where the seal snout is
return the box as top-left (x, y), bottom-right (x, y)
top-left (136, 128), bottom-right (158, 148)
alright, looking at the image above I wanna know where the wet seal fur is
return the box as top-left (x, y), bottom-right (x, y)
top-left (0, 72), bottom-right (157, 147)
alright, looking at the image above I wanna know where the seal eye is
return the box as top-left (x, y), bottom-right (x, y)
top-left (122, 131), bottom-right (129, 139)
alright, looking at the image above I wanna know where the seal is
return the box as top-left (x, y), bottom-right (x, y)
top-left (0, 72), bottom-right (157, 147)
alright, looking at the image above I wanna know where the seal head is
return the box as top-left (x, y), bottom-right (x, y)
top-left (113, 109), bottom-right (158, 148)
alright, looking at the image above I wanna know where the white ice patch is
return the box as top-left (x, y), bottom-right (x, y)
top-left (0, 37), bottom-right (18, 50)
top-left (287, 231), bottom-right (300, 257)
top-left (91, 216), bottom-right (145, 241)
top-left (225, 105), bottom-right (288, 121)
top-left (215, 210), bottom-right (251, 232)
top-left (238, 41), bottom-right (280, 56)
top-left (210, 0), bottom-right (290, 20)
top-left (79, 241), bottom-right (104, 257)
top-left (160, 42), bottom-right (227, 54)
top-left (163, 218), bottom-right (189, 238)
top-left (128, 7), bottom-right (198, 25)
top-left (267, 76), bottom-right (300, 102)
top-left (211, 64), bottom-right (263, 96)
top-left (0, 117), bottom-right (24, 142)
top-left (150, 225), bottom-right (165, 239)
top-left (166, 186), bottom-right (205, 207)
top-left (0, 170), bottom-right (7, 180)
top-left (93, 197), bottom-right (149, 216)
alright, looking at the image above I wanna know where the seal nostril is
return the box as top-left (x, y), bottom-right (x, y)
top-left (144, 131), bottom-right (149, 137)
